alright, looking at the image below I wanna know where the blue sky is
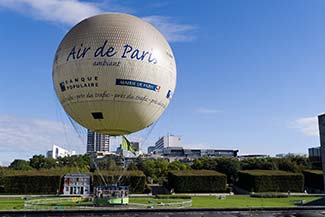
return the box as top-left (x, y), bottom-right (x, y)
top-left (0, 0), bottom-right (324, 165)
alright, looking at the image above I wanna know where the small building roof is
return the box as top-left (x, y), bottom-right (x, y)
top-left (64, 173), bottom-right (91, 177)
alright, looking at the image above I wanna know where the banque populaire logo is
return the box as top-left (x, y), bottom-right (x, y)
top-left (59, 76), bottom-right (99, 92)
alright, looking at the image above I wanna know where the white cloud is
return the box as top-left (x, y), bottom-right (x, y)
top-left (0, 115), bottom-right (85, 161)
top-left (143, 16), bottom-right (197, 42)
top-left (0, 0), bottom-right (102, 25)
top-left (194, 107), bottom-right (222, 114)
top-left (290, 116), bottom-right (319, 136)
top-left (0, 1), bottom-right (196, 42)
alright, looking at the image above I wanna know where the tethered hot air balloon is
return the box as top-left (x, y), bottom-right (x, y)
top-left (53, 13), bottom-right (176, 136)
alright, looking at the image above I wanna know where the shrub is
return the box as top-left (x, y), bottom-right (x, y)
top-left (303, 170), bottom-right (323, 191)
top-left (250, 192), bottom-right (289, 198)
top-left (0, 169), bottom-right (146, 194)
top-left (237, 170), bottom-right (304, 192)
top-left (0, 168), bottom-right (82, 194)
top-left (3, 175), bottom-right (61, 194)
top-left (168, 170), bottom-right (227, 193)
top-left (155, 194), bottom-right (191, 199)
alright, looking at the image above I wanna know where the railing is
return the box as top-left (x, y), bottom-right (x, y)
top-left (130, 199), bottom-right (192, 209)
top-left (24, 197), bottom-right (85, 210)
top-left (25, 197), bottom-right (192, 210)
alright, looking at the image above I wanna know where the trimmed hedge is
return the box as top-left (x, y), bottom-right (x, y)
top-left (92, 170), bottom-right (146, 193)
top-left (237, 170), bottom-right (304, 192)
top-left (303, 170), bottom-right (323, 191)
top-left (2, 175), bottom-right (61, 194)
top-left (0, 169), bottom-right (71, 194)
top-left (0, 169), bottom-right (146, 194)
top-left (250, 192), bottom-right (288, 198)
top-left (156, 194), bottom-right (191, 199)
top-left (168, 170), bottom-right (227, 193)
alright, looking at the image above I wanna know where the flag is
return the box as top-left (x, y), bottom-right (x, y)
top-left (121, 136), bottom-right (136, 155)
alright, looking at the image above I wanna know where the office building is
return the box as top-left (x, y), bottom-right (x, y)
top-left (238, 154), bottom-right (269, 160)
top-left (147, 146), bottom-right (155, 154)
top-left (161, 147), bottom-right (238, 161)
top-left (309, 146), bottom-right (321, 158)
top-left (276, 153), bottom-right (307, 158)
top-left (46, 144), bottom-right (75, 159)
top-left (87, 130), bottom-right (110, 153)
top-left (275, 153), bottom-right (287, 158)
top-left (318, 114), bottom-right (325, 191)
top-left (154, 134), bottom-right (181, 152)
top-left (309, 146), bottom-right (321, 168)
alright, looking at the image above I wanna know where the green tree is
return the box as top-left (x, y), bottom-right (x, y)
top-left (191, 158), bottom-right (204, 170)
top-left (168, 161), bottom-right (190, 171)
top-left (240, 158), bottom-right (275, 170)
top-left (276, 158), bottom-right (299, 172)
top-left (9, 159), bottom-right (32, 170)
top-left (127, 162), bottom-right (138, 170)
top-left (137, 159), bottom-right (169, 184)
top-left (155, 159), bottom-right (169, 184)
top-left (192, 157), bottom-right (216, 170)
top-left (286, 155), bottom-right (311, 171)
top-left (137, 160), bottom-right (156, 180)
top-left (214, 157), bottom-right (240, 183)
top-left (30, 155), bottom-right (56, 169)
top-left (57, 154), bottom-right (91, 169)
top-left (192, 157), bottom-right (240, 183)
top-left (96, 158), bottom-right (121, 171)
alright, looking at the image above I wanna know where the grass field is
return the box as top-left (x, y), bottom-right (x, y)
top-left (0, 195), bottom-right (322, 210)
top-left (130, 195), bottom-right (323, 208)
top-left (0, 198), bottom-right (24, 210)
top-left (190, 196), bottom-right (322, 208)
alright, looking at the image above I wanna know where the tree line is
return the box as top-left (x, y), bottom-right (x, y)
top-left (8, 154), bottom-right (91, 171)
top-left (7, 154), bottom-right (312, 184)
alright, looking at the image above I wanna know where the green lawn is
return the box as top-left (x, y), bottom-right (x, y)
top-left (191, 196), bottom-right (322, 208)
top-left (130, 197), bottom-right (184, 204)
top-left (0, 198), bottom-right (24, 210)
top-left (130, 197), bottom-right (187, 208)
top-left (131, 195), bottom-right (323, 208)
top-left (0, 195), bottom-right (322, 210)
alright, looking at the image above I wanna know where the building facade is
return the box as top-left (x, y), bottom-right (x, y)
top-left (309, 146), bottom-right (321, 159)
top-left (309, 146), bottom-right (321, 169)
top-left (63, 173), bottom-right (91, 196)
top-left (147, 146), bottom-right (155, 154)
top-left (87, 130), bottom-right (110, 153)
top-left (46, 145), bottom-right (74, 159)
top-left (154, 134), bottom-right (181, 152)
top-left (161, 147), bottom-right (238, 161)
top-left (318, 114), bottom-right (325, 191)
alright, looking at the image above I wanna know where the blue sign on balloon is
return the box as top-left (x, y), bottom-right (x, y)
top-left (116, 79), bottom-right (160, 92)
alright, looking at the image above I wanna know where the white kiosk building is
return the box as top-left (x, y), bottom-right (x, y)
top-left (63, 173), bottom-right (91, 196)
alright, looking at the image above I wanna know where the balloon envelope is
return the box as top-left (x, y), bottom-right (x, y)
top-left (53, 13), bottom-right (176, 136)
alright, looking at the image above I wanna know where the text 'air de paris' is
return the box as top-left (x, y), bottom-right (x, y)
top-left (66, 40), bottom-right (158, 64)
